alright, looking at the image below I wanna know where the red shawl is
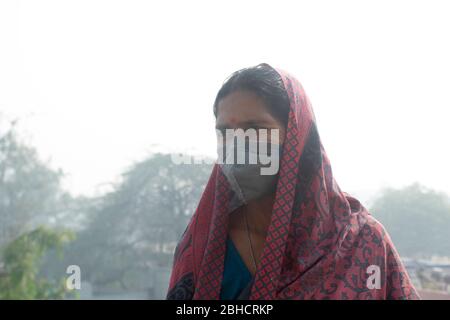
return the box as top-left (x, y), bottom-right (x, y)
top-left (166, 65), bottom-right (419, 300)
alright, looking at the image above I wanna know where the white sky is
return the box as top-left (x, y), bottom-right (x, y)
top-left (1, 0), bottom-right (449, 204)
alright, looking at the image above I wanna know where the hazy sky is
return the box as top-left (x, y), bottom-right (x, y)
top-left (1, 0), bottom-right (449, 204)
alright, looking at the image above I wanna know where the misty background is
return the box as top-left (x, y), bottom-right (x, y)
top-left (1, 0), bottom-right (450, 299)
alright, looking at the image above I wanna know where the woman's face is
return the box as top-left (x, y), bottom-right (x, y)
top-left (215, 90), bottom-right (286, 145)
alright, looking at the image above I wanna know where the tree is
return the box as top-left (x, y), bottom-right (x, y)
top-left (63, 153), bottom-right (212, 290)
top-left (0, 116), bottom-right (65, 247)
top-left (370, 183), bottom-right (450, 258)
top-left (0, 226), bottom-right (75, 299)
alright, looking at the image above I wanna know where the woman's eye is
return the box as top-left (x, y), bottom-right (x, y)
top-left (244, 125), bottom-right (262, 131)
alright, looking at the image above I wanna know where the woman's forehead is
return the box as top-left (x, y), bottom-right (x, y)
top-left (215, 91), bottom-right (276, 126)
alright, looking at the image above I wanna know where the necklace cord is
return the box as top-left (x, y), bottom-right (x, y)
top-left (244, 211), bottom-right (258, 273)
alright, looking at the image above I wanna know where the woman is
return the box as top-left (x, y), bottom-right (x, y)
top-left (166, 63), bottom-right (419, 300)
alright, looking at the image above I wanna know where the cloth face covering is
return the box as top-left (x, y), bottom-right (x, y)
top-left (166, 64), bottom-right (420, 300)
top-left (218, 140), bottom-right (281, 207)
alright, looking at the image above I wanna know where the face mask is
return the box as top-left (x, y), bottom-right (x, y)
top-left (218, 141), bottom-right (282, 205)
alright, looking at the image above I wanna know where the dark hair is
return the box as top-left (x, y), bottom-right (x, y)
top-left (213, 63), bottom-right (290, 126)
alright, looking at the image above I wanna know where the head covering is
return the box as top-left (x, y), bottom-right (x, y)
top-left (166, 64), bottom-right (419, 300)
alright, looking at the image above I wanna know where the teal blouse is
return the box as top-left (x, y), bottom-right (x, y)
top-left (220, 236), bottom-right (253, 300)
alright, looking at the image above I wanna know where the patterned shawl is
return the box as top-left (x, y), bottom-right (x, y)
top-left (166, 64), bottom-right (419, 300)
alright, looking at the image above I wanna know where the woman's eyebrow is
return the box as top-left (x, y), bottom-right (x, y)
top-left (241, 120), bottom-right (267, 127)
top-left (215, 119), bottom-right (267, 130)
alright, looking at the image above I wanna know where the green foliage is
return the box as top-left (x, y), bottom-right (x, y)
top-left (0, 117), bottom-right (65, 247)
top-left (0, 227), bottom-right (75, 299)
top-left (370, 183), bottom-right (450, 258)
